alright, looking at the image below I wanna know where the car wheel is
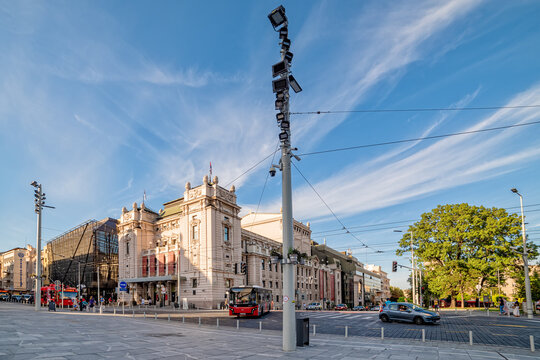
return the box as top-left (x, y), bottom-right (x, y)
top-left (414, 316), bottom-right (424, 325)
top-left (380, 314), bottom-right (389, 322)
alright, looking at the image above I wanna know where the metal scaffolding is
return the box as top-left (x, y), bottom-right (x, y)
top-left (45, 218), bottom-right (118, 298)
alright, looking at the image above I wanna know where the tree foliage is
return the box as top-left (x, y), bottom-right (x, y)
top-left (390, 286), bottom-right (404, 300)
top-left (396, 203), bottom-right (538, 306)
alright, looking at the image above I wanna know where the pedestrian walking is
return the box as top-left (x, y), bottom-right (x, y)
top-left (498, 297), bottom-right (505, 315)
top-left (513, 300), bottom-right (520, 317)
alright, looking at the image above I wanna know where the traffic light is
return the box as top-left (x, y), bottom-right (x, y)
top-left (241, 262), bottom-right (247, 274)
top-left (392, 261), bottom-right (397, 272)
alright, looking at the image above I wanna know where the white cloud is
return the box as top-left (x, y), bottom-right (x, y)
top-left (286, 84), bottom-right (540, 221)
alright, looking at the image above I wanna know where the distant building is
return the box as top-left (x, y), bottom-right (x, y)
top-left (0, 245), bottom-right (35, 293)
top-left (44, 218), bottom-right (118, 299)
top-left (365, 264), bottom-right (390, 302)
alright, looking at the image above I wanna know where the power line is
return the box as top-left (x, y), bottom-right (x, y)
top-left (290, 104), bottom-right (540, 116)
top-left (311, 203), bottom-right (540, 239)
top-left (291, 161), bottom-right (383, 253)
top-left (298, 120), bottom-right (540, 156)
top-left (225, 149), bottom-right (280, 187)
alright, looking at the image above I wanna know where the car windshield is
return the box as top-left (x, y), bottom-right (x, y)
top-left (62, 292), bottom-right (77, 299)
top-left (411, 305), bottom-right (424, 311)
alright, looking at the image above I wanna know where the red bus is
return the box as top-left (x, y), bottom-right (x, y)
top-left (41, 285), bottom-right (78, 307)
top-left (229, 286), bottom-right (271, 317)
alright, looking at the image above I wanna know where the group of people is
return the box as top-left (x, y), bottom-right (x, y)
top-left (498, 297), bottom-right (521, 316)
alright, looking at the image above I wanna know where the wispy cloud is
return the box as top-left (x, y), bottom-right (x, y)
top-left (287, 84), bottom-right (540, 221)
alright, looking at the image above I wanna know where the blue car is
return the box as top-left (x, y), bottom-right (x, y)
top-left (379, 302), bottom-right (440, 325)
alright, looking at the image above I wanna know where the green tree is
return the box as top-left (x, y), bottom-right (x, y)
top-left (390, 286), bottom-right (404, 301)
top-left (396, 203), bottom-right (537, 307)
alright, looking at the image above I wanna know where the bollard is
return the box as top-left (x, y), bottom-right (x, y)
top-left (114, 308), bottom-right (116, 316)
top-left (345, 326), bottom-right (348, 338)
top-left (144, 312), bottom-right (146, 319)
top-left (259, 321), bottom-right (262, 332)
top-left (455, 308), bottom-right (457, 315)
top-left (422, 329), bottom-right (425, 342)
top-left (132, 310), bottom-right (134, 318)
top-left (217, 318), bottom-right (219, 328)
top-left (123, 303), bottom-right (125, 315)
top-left (199, 317), bottom-right (201, 327)
top-left (237, 320), bottom-right (239, 330)
top-left (531, 335), bottom-right (535, 352)
top-left (183, 316), bottom-right (185, 324)
top-left (168, 314), bottom-right (170, 322)
top-left (487, 309), bottom-right (489, 317)
top-left (469, 331), bottom-right (473, 345)
top-left (468, 309), bottom-right (471, 317)
top-left (381, 327), bottom-right (384, 340)
top-left (313, 324), bottom-right (317, 336)
top-left (99, 306), bottom-right (103, 314)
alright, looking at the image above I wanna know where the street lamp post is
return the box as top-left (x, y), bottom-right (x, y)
top-left (31, 181), bottom-right (54, 311)
top-left (268, 5), bottom-right (302, 351)
top-left (511, 188), bottom-right (534, 319)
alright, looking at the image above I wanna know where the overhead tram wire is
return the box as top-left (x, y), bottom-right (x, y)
top-left (310, 202), bottom-right (540, 238)
top-left (224, 148), bottom-right (280, 188)
top-left (290, 161), bottom-right (383, 253)
top-left (298, 120), bottom-right (540, 157)
top-left (289, 104), bottom-right (540, 116)
top-left (248, 142), bottom-right (281, 229)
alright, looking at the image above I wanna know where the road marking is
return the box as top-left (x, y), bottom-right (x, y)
top-left (487, 323), bottom-right (527, 328)
top-left (491, 333), bottom-right (518, 336)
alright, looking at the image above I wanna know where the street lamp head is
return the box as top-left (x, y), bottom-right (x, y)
top-left (268, 5), bottom-right (287, 30)
top-left (288, 74), bottom-right (302, 93)
top-left (393, 230), bottom-right (403, 233)
top-left (30, 181), bottom-right (38, 187)
top-left (511, 188), bottom-right (518, 194)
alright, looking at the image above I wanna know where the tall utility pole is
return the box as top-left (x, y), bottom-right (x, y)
top-left (411, 233), bottom-right (416, 304)
top-left (268, 5), bottom-right (302, 351)
top-left (32, 182), bottom-right (43, 311)
top-left (31, 181), bottom-right (54, 311)
top-left (511, 188), bottom-right (533, 319)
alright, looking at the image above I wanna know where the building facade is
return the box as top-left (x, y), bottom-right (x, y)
top-left (0, 245), bottom-right (35, 293)
top-left (116, 176), bottom-right (391, 309)
top-left (118, 176), bottom-right (244, 308)
top-left (44, 218), bottom-right (118, 298)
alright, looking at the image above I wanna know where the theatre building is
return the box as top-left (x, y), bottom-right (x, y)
top-left (117, 176), bottom-right (244, 309)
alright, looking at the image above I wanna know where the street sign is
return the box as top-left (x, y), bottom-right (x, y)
top-left (283, 295), bottom-right (289, 303)
top-left (161, 285), bottom-right (166, 294)
top-left (55, 280), bottom-right (61, 291)
top-left (119, 281), bottom-right (127, 289)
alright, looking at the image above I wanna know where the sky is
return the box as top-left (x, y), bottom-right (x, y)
top-left (1, 0), bottom-right (540, 289)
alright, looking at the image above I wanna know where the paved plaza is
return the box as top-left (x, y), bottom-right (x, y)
top-left (1, 303), bottom-right (539, 359)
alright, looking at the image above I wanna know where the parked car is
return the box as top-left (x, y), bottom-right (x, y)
top-left (12, 295), bottom-right (23, 302)
top-left (370, 305), bottom-right (380, 311)
top-left (306, 302), bottom-right (323, 310)
top-left (352, 305), bottom-right (365, 311)
top-left (334, 304), bottom-right (348, 311)
top-left (379, 302), bottom-right (440, 325)
top-left (0, 293), bottom-right (10, 301)
top-left (23, 294), bottom-right (34, 304)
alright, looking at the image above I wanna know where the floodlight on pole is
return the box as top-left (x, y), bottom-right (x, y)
top-left (288, 75), bottom-right (302, 93)
top-left (279, 131), bottom-right (289, 141)
top-left (279, 26), bottom-right (288, 39)
top-left (268, 5), bottom-right (287, 30)
top-left (272, 78), bottom-right (288, 93)
top-left (280, 121), bottom-right (290, 130)
top-left (281, 38), bottom-right (291, 51)
top-left (284, 51), bottom-right (293, 63)
top-left (272, 60), bottom-right (288, 78)
top-left (276, 112), bottom-right (285, 122)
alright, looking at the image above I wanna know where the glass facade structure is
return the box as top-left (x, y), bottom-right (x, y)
top-left (45, 218), bottom-right (118, 299)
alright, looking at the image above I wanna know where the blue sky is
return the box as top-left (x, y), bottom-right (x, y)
top-left (1, 0), bottom-right (540, 289)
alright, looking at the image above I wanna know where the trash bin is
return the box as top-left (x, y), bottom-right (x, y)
top-left (296, 318), bottom-right (309, 346)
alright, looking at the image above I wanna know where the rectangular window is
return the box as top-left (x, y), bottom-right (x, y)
top-left (223, 226), bottom-right (230, 242)
top-left (269, 281), bottom-right (273, 288)
top-left (126, 241), bottom-right (129, 256)
top-left (261, 260), bottom-right (265, 270)
top-left (262, 280), bottom-right (266, 288)
top-left (192, 225), bottom-right (198, 240)
top-left (192, 278), bottom-right (197, 288)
